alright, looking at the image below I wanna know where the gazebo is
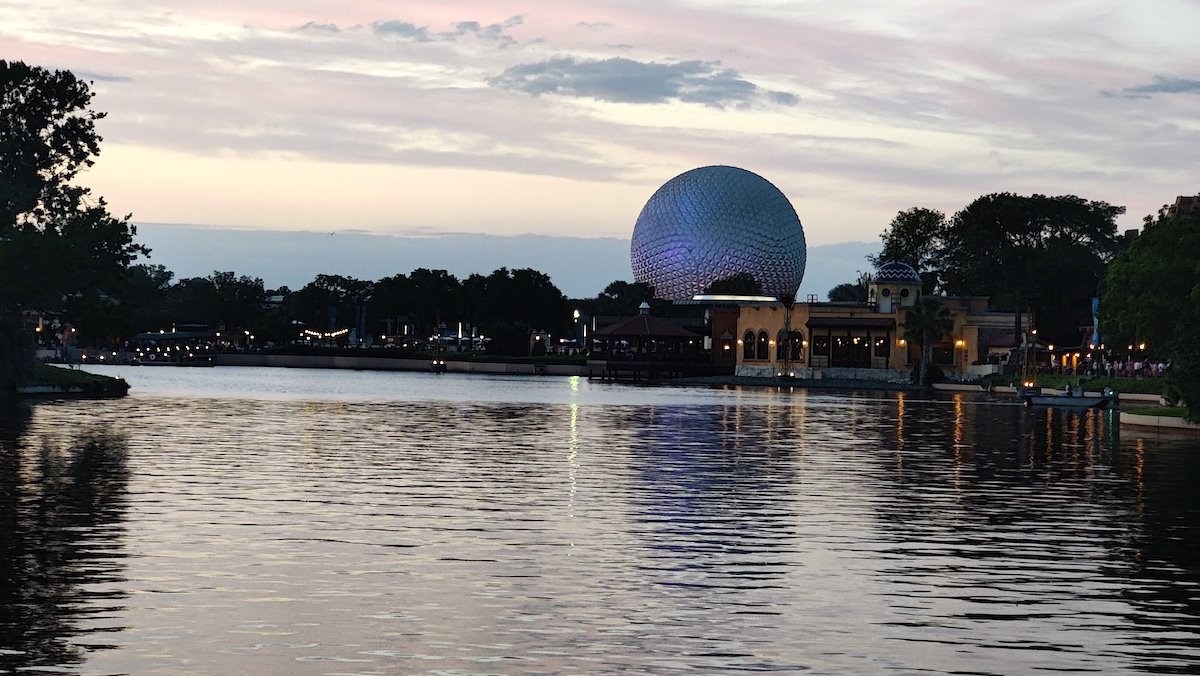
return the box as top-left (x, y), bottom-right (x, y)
top-left (587, 303), bottom-right (719, 381)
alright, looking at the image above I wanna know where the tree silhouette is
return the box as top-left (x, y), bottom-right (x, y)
top-left (1, 61), bottom-right (146, 387)
top-left (902, 297), bottom-right (953, 386)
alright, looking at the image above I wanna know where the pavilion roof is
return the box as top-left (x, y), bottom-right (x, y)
top-left (594, 314), bottom-right (699, 338)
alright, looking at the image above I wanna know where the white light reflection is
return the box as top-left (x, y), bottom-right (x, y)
top-left (567, 400), bottom-right (579, 539)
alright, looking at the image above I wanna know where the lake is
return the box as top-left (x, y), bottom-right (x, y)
top-left (2, 366), bottom-right (1198, 673)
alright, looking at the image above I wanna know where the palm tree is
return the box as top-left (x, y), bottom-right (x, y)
top-left (901, 297), bottom-right (953, 386)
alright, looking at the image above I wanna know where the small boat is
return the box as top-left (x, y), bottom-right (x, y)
top-left (1019, 384), bottom-right (1117, 409)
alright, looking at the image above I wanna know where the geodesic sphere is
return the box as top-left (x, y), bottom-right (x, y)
top-left (630, 166), bottom-right (807, 301)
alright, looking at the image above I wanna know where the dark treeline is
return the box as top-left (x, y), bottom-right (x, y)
top-left (0, 59), bottom-right (666, 362)
top-left (88, 265), bottom-right (660, 357)
top-left (831, 198), bottom-right (1127, 350)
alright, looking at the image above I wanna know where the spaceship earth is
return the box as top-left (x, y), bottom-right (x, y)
top-left (630, 166), bottom-right (807, 301)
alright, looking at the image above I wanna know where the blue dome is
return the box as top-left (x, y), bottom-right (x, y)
top-left (630, 166), bottom-right (807, 301)
top-left (874, 261), bottom-right (921, 285)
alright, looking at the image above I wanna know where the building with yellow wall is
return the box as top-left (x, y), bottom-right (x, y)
top-left (732, 262), bottom-right (1029, 382)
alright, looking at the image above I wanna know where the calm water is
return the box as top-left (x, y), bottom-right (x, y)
top-left (2, 366), bottom-right (1198, 674)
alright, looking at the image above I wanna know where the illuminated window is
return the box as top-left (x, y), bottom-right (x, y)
top-left (812, 335), bottom-right (830, 357)
top-left (874, 336), bottom-right (889, 358)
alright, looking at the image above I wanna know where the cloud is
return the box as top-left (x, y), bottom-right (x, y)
top-left (453, 18), bottom-right (519, 46)
top-left (371, 20), bottom-right (432, 41)
top-left (298, 21), bottom-right (339, 33)
top-left (1105, 76), bottom-right (1200, 99)
top-left (370, 16), bottom-right (522, 45)
top-left (487, 56), bottom-right (797, 108)
top-left (76, 71), bottom-right (131, 83)
top-left (768, 90), bottom-right (799, 106)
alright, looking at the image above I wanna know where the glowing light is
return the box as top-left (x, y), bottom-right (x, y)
top-left (690, 294), bottom-right (779, 303)
top-left (303, 328), bottom-right (350, 338)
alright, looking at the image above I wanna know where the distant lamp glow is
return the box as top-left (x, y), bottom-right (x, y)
top-left (691, 294), bottom-right (778, 303)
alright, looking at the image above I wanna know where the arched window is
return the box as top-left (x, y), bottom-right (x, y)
top-left (756, 330), bottom-right (769, 360)
top-left (743, 330), bottom-right (756, 360)
top-left (776, 331), bottom-right (788, 360)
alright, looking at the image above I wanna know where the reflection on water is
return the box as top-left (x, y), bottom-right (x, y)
top-left (1, 369), bottom-right (1198, 673)
top-left (0, 409), bottom-right (129, 672)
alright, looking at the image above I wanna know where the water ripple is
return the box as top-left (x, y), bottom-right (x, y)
top-left (0, 370), bottom-right (1198, 673)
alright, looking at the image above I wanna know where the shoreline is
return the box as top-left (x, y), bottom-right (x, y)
top-left (16, 365), bottom-right (130, 400)
top-left (674, 374), bottom-right (926, 392)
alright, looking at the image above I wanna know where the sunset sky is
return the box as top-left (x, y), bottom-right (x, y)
top-left (2, 1), bottom-right (1197, 246)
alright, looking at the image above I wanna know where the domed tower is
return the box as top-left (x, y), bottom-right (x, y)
top-left (870, 262), bottom-right (921, 313)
